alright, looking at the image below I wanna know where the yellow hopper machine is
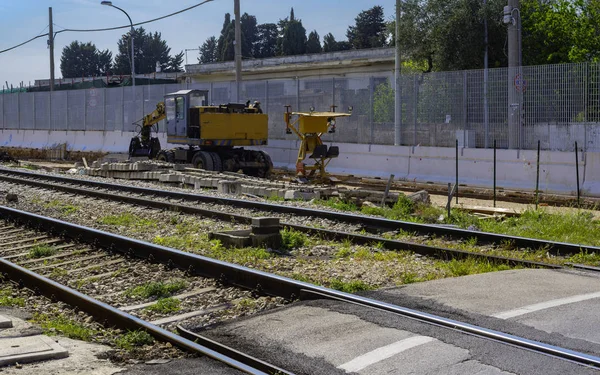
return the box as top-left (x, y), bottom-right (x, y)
top-left (284, 105), bottom-right (352, 181)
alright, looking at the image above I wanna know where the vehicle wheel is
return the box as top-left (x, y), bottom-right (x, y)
top-left (191, 151), bottom-right (214, 170)
top-left (149, 138), bottom-right (161, 159)
top-left (128, 137), bottom-right (141, 157)
top-left (156, 150), bottom-right (174, 163)
top-left (209, 152), bottom-right (223, 172)
top-left (256, 151), bottom-right (273, 179)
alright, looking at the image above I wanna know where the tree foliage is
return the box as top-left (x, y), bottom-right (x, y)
top-left (60, 41), bottom-right (112, 78)
top-left (306, 30), bottom-right (322, 54)
top-left (216, 12), bottom-right (260, 61)
top-left (255, 23), bottom-right (278, 58)
top-left (347, 5), bottom-right (387, 49)
top-left (199, 36), bottom-right (218, 63)
top-left (281, 8), bottom-right (307, 56)
top-left (114, 27), bottom-right (182, 75)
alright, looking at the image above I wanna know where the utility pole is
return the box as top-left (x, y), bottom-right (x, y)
top-left (234, 0), bottom-right (242, 103)
top-left (483, 0), bottom-right (489, 148)
top-left (49, 7), bottom-right (55, 92)
top-left (505, 0), bottom-right (522, 149)
top-left (394, 0), bottom-right (402, 146)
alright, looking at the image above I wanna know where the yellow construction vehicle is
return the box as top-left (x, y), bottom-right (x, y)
top-left (284, 105), bottom-right (352, 181)
top-left (129, 89), bottom-right (272, 177)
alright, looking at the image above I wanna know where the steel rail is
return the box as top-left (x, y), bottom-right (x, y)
top-left (0, 257), bottom-right (273, 375)
top-left (1, 205), bottom-right (599, 368)
top-left (0, 172), bottom-right (560, 269)
top-left (0, 168), bottom-right (593, 255)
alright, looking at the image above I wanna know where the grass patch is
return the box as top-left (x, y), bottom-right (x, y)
top-left (328, 278), bottom-right (374, 293)
top-left (281, 228), bottom-right (308, 250)
top-left (32, 313), bottom-right (96, 341)
top-left (43, 199), bottom-right (79, 214)
top-left (28, 244), bottom-right (58, 259)
top-left (235, 297), bottom-right (258, 310)
top-left (0, 289), bottom-right (25, 307)
top-left (315, 198), bottom-right (359, 212)
top-left (115, 330), bottom-right (155, 351)
top-left (98, 213), bottom-right (156, 227)
top-left (439, 258), bottom-right (513, 277)
top-left (145, 297), bottom-right (181, 314)
top-left (125, 280), bottom-right (187, 299)
top-left (568, 250), bottom-right (600, 265)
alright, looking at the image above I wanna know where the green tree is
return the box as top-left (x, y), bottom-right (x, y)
top-left (255, 23), bottom-right (278, 58)
top-left (306, 30), bottom-right (322, 54)
top-left (373, 81), bottom-right (394, 122)
top-left (217, 13), bottom-right (233, 61)
top-left (199, 36), bottom-right (218, 63)
top-left (323, 33), bottom-right (338, 52)
top-left (391, 0), bottom-right (507, 72)
top-left (60, 41), bottom-right (112, 78)
top-left (347, 6), bottom-right (387, 49)
top-left (241, 13), bottom-right (259, 58)
top-left (281, 8), bottom-right (307, 55)
top-left (114, 28), bottom-right (180, 75)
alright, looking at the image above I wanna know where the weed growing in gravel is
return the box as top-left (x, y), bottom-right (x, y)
top-left (439, 258), bottom-right (512, 277)
top-left (235, 297), bottom-right (258, 310)
top-left (49, 267), bottom-right (68, 278)
top-left (328, 278), bottom-right (374, 293)
top-left (146, 297), bottom-right (181, 314)
top-left (315, 198), bottom-right (358, 212)
top-left (115, 330), bottom-right (155, 350)
top-left (98, 213), bottom-right (157, 228)
top-left (43, 199), bottom-right (79, 214)
top-left (33, 313), bottom-right (96, 341)
top-left (125, 280), bottom-right (187, 299)
top-left (28, 244), bottom-right (58, 259)
top-left (281, 228), bottom-right (307, 250)
top-left (567, 250), bottom-right (600, 264)
top-left (0, 289), bottom-right (25, 307)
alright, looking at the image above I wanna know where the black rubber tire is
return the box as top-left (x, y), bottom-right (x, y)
top-left (156, 150), bottom-right (175, 163)
top-left (149, 138), bottom-right (161, 159)
top-left (128, 137), bottom-right (141, 157)
top-left (191, 151), bottom-right (214, 170)
top-left (209, 152), bottom-right (223, 172)
top-left (256, 151), bottom-right (272, 179)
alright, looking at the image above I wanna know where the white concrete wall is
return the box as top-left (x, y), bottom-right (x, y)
top-left (0, 130), bottom-right (592, 197)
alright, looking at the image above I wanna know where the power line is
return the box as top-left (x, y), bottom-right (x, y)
top-left (54, 0), bottom-right (213, 35)
top-left (0, 0), bottom-right (213, 55)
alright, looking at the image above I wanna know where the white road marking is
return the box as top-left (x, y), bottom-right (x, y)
top-left (492, 291), bottom-right (600, 320)
top-left (337, 335), bottom-right (435, 373)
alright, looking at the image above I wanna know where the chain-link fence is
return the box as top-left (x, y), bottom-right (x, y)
top-left (2, 61), bottom-right (600, 151)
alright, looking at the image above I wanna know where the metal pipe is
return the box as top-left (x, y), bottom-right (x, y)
top-left (234, 0), bottom-right (242, 102)
top-left (536, 139), bottom-right (540, 209)
top-left (493, 139), bottom-right (497, 207)
top-left (394, 0), bottom-right (402, 145)
top-left (102, 2), bottom-right (135, 87)
top-left (455, 139), bottom-right (459, 204)
top-left (575, 141), bottom-right (580, 205)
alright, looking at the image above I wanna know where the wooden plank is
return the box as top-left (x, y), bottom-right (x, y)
top-left (1, 239), bottom-right (63, 253)
top-left (119, 287), bottom-right (217, 312)
top-left (4, 244), bottom-right (77, 261)
top-left (150, 304), bottom-right (227, 326)
top-left (66, 259), bottom-right (124, 274)
top-left (0, 236), bottom-right (49, 247)
top-left (29, 254), bottom-right (108, 272)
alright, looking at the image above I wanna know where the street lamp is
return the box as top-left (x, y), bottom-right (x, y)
top-left (101, 1), bottom-right (135, 86)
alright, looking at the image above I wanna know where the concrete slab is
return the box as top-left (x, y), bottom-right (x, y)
top-left (0, 335), bottom-right (68, 366)
top-left (380, 268), bottom-right (600, 346)
top-left (0, 314), bottom-right (12, 329)
top-left (207, 305), bottom-right (514, 375)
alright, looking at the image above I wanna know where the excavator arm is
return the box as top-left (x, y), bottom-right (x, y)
top-left (129, 102), bottom-right (166, 158)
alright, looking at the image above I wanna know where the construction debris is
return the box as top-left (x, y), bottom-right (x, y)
top-left (0, 151), bottom-right (16, 163)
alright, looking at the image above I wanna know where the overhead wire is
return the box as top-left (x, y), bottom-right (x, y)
top-left (0, 0), bottom-right (213, 54)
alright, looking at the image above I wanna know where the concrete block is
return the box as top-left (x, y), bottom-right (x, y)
top-left (0, 335), bottom-right (69, 366)
top-left (0, 314), bottom-right (12, 328)
top-left (159, 173), bottom-right (182, 182)
top-left (209, 230), bottom-right (252, 248)
top-left (100, 163), bottom-right (110, 171)
top-left (284, 190), bottom-right (321, 201)
top-left (250, 233), bottom-right (282, 249)
top-left (218, 180), bottom-right (242, 195)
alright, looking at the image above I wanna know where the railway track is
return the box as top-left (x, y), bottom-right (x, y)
top-left (2, 206), bottom-right (600, 372)
top-left (0, 166), bottom-right (596, 262)
top-left (0, 167), bottom-right (578, 271)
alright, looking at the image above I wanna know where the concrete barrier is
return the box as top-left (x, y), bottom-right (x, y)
top-left (0, 130), bottom-right (594, 196)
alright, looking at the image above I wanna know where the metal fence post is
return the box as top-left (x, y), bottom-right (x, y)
top-left (83, 89), bottom-right (87, 132)
top-left (32, 92), bottom-right (36, 131)
top-left (103, 87), bottom-right (107, 132)
top-left (413, 75), bottom-right (418, 147)
top-left (296, 77), bottom-right (300, 112)
top-left (369, 76), bottom-right (374, 144)
top-left (66, 90), bottom-right (69, 132)
top-left (122, 86), bottom-right (126, 133)
top-left (463, 71), bottom-right (467, 147)
top-left (17, 91), bottom-right (20, 131)
top-left (265, 80), bottom-right (269, 115)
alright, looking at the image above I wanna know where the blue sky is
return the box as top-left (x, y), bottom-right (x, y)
top-left (0, 1), bottom-right (396, 88)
